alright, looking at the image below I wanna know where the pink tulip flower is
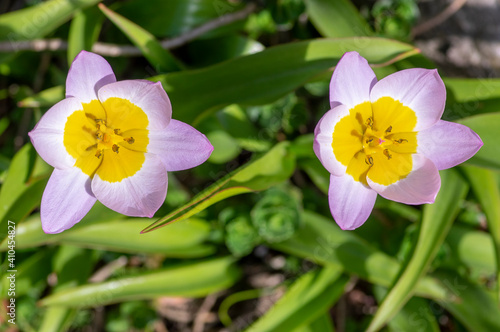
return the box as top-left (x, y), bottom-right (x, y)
top-left (314, 51), bottom-right (483, 230)
top-left (29, 51), bottom-right (213, 234)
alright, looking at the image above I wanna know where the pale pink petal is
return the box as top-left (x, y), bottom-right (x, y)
top-left (66, 50), bottom-right (116, 104)
top-left (330, 51), bottom-right (377, 109)
top-left (41, 168), bottom-right (96, 234)
top-left (148, 120), bottom-right (213, 171)
top-left (98, 80), bottom-right (171, 130)
top-left (91, 153), bottom-right (167, 217)
top-left (417, 120), bottom-right (483, 170)
top-left (370, 69), bottom-right (445, 131)
top-left (367, 154), bottom-right (441, 204)
top-left (328, 174), bottom-right (378, 230)
top-left (314, 104), bottom-right (351, 176)
top-left (28, 97), bottom-right (83, 169)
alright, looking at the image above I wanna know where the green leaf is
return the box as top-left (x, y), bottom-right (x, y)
top-left (271, 211), bottom-right (448, 301)
top-left (461, 166), bottom-right (500, 302)
top-left (142, 141), bottom-right (296, 233)
top-left (0, 145), bottom-right (50, 242)
top-left (458, 112), bottom-right (500, 170)
top-left (1, 216), bottom-right (214, 258)
top-left (38, 246), bottom-right (98, 332)
top-left (373, 286), bottom-right (440, 332)
top-left (445, 224), bottom-right (495, 277)
top-left (98, 3), bottom-right (182, 72)
top-left (294, 313), bottom-right (335, 332)
top-left (155, 38), bottom-right (419, 124)
top-left (435, 270), bottom-right (500, 332)
top-left (444, 78), bottom-right (500, 120)
top-left (40, 257), bottom-right (240, 307)
top-left (305, 0), bottom-right (373, 37)
top-left (246, 265), bottom-right (347, 332)
top-left (116, 0), bottom-right (243, 38)
top-left (18, 85), bottom-right (64, 108)
top-left (367, 169), bottom-right (469, 332)
top-left (0, 0), bottom-right (100, 41)
top-left (67, 6), bottom-right (104, 64)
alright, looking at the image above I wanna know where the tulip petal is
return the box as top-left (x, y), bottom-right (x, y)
top-left (328, 173), bottom-right (378, 230)
top-left (28, 97), bottom-right (83, 169)
top-left (330, 51), bottom-right (377, 109)
top-left (98, 80), bottom-right (171, 130)
top-left (417, 120), bottom-right (483, 170)
top-left (148, 120), bottom-right (213, 171)
top-left (367, 154), bottom-right (441, 204)
top-left (314, 104), bottom-right (354, 176)
top-left (370, 69), bottom-right (445, 131)
top-left (66, 50), bottom-right (116, 104)
top-left (41, 168), bottom-right (97, 234)
top-left (91, 153), bottom-right (167, 217)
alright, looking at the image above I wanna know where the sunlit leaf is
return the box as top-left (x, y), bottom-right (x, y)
top-left (142, 141), bottom-right (295, 233)
top-left (367, 169), bottom-right (469, 332)
top-left (98, 3), bottom-right (182, 73)
top-left (305, 0), bottom-right (373, 37)
top-left (155, 38), bottom-right (419, 124)
top-left (0, 0), bottom-right (100, 41)
top-left (246, 265), bottom-right (347, 332)
top-left (67, 6), bottom-right (104, 63)
top-left (462, 166), bottom-right (500, 302)
top-left (458, 112), bottom-right (500, 170)
top-left (40, 257), bottom-right (240, 307)
top-left (0, 215), bottom-right (214, 258)
top-left (272, 211), bottom-right (449, 301)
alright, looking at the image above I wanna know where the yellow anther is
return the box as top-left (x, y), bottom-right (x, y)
top-left (114, 128), bottom-right (122, 135)
top-left (365, 117), bottom-right (373, 128)
top-left (366, 137), bottom-right (374, 144)
top-left (95, 131), bottom-right (103, 140)
top-left (395, 138), bottom-right (408, 144)
top-left (95, 149), bottom-right (102, 159)
top-left (123, 137), bottom-right (135, 144)
top-left (365, 155), bottom-right (374, 165)
top-left (385, 125), bottom-right (392, 134)
top-left (383, 149), bottom-right (392, 160)
top-left (112, 144), bottom-right (119, 153)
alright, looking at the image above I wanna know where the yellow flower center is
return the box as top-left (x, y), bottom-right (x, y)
top-left (332, 97), bottom-right (418, 186)
top-left (63, 97), bottom-right (149, 183)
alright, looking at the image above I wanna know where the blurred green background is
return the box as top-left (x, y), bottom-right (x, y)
top-left (1, 0), bottom-right (500, 331)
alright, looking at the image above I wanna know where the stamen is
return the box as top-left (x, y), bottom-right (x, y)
top-left (96, 131), bottom-right (103, 140)
top-left (123, 137), bottom-right (135, 144)
top-left (365, 117), bottom-right (373, 129)
top-left (112, 144), bottom-right (119, 153)
top-left (85, 143), bottom-right (97, 151)
top-left (394, 138), bottom-right (408, 144)
top-left (384, 149), bottom-right (392, 160)
top-left (114, 128), bottom-right (122, 135)
top-left (366, 137), bottom-right (374, 144)
top-left (95, 119), bottom-right (106, 125)
top-left (385, 126), bottom-right (392, 134)
top-left (365, 155), bottom-right (373, 165)
top-left (95, 149), bottom-right (103, 158)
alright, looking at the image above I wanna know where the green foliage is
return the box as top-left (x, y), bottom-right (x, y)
top-left (1, 1), bottom-right (500, 330)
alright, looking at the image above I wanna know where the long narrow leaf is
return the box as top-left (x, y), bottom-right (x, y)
top-left (462, 166), bottom-right (500, 303)
top-left (367, 169), bottom-right (469, 332)
top-left (142, 142), bottom-right (295, 233)
top-left (40, 257), bottom-right (240, 307)
top-left (98, 3), bottom-right (182, 72)
top-left (246, 265), bottom-right (347, 332)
